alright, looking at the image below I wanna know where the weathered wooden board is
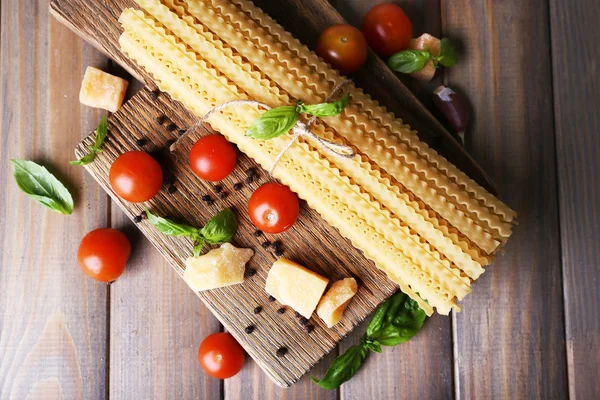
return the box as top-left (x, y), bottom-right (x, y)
top-left (443, 0), bottom-right (568, 398)
top-left (73, 88), bottom-right (398, 387)
top-left (0, 3), bottom-right (110, 398)
top-left (48, 0), bottom-right (503, 388)
top-left (550, 0), bottom-right (600, 398)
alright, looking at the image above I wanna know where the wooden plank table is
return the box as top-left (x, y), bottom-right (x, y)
top-left (0, 0), bottom-right (598, 399)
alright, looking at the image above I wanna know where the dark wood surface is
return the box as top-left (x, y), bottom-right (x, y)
top-left (549, 1), bottom-right (600, 399)
top-left (0, 0), bottom-right (598, 398)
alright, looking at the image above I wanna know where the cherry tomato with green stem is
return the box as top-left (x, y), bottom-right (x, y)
top-left (78, 228), bottom-right (131, 282)
top-left (198, 332), bottom-right (245, 379)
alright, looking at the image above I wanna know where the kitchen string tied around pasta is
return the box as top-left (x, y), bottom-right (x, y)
top-left (170, 79), bottom-right (355, 175)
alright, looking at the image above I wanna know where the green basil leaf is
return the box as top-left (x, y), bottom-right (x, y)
top-left (311, 345), bottom-right (367, 390)
top-left (375, 298), bottom-right (427, 347)
top-left (388, 50), bottom-right (431, 74)
top-left (192, 238), bottom-right (205, 258)
top-left (11, 159), bottom-right (74, 215)
top-left (69, 152), bottom-right (97, 166)
top-left (297, 94), bottom-right (349, 117)
top-left (246, 106), bottom-right (298, 140)
top-left (145, 208), bottom-right (198, 237)
top-left (200, 208), bottom-right (237, 244)
top-left (70, 116), bottom-right (108, 166)
top-left (365, 296), bottom-right (392, 338)
top-left (436, 38), bottom-right (458, 68)
top-left (363, 339), bottom-right (382, 353)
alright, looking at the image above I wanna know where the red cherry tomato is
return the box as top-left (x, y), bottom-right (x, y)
top-left (362, 3), bottom-right (413, 56)
top-left (109, 151), bottom-right (163, 203)
top-left (189, 135), bottom-right (237, 181)
top-left (78, 228), bottom-right (131, 282)
top-left (315, 24), bottom-right (368, 75)
top-left (198, 332), bottom-right (245, 379)
top-left (248, 183), bottom-right (299, 234)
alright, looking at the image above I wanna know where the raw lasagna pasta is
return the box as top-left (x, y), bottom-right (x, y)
top-left (118, 0), bottom-right (516, 315)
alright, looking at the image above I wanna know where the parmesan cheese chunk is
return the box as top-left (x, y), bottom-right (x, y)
top-left (79, 66), bottom-right (129, 112)
top-left (265, 258), bottom-right (329, 318)
top-left (316, 278), bottom-right (358, 328)
top-left (183, 243), bottom-right (253, 292)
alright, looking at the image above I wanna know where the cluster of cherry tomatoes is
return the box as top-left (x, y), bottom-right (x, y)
top-left (315, 3), bottom-right (413, 74)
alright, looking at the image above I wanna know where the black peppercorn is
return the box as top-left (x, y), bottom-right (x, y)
top-left (268, 295), bottom-right (276, 302)
top-left (253, 230), bottom-right (263, 237)
top-left (213, 184), bottom-right (223, 193)
top-left (167, 185), bottom-right (177, 194)
top-left (272, 240), bottom-right (282, 249)
top-left (206, 199), bottom-right (214, 206)
top-left (276, 347), bottom-right (288, 357)
top-left (149, 90), bottom-right (159, 100)
top-left (247, 268), bottom-right (257, 277)
top-left (140, 210), bottom-right (148, 220)
top-left (166, 139), bottom-right (175, 147)
top-left (135, 138), bottom-right (147, 146)
top-left (133, 215), bottom-right (143, 223)
top-left (219, 192), bottom-right (228, 199)
top-left (277, 307), bottom-right (286, 314)
top-left (299, 317), bottom-right (309, 326)
top-left (233, 182), bottom-right (243, 191)
top-left (274, 249), bottom-right (284, 257)
top-left (253, 306), bottom-right (262, 314)
top-left (304, 324), bottom-right (314, 334)
top-left (245, 325), bottom-right (255, 334)
top-left (156, 115), bottom-right (167, 125)
top-left (202, 195), bottom-right (212, 202)
top-left (261, 241), bottom-right (272, 249)
top-left (178, 129), bottom-right (187, 136)
top-left (166, 123), bottom-right (177, 132)
top-left (245, 176), bottom-right (254, 185)
top-left (294, 311), bottom-right (301, 318)
top-left (246, 168), bottom-right (257, 177)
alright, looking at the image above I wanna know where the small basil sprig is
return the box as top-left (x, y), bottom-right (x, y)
top-left (10, 159), bottom-right (74, 215)
top-left (312, 291), bottom-right (426, 390)
top-left (246, 94), bottom-right (350, 140)
top-left (70, 116), bottom-right (108, 166)
top-left (146, 208), bottom-right (237, 257)
top-left (388, 38), bottom-right (458, 74)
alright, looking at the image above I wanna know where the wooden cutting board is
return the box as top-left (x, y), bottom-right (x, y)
top-left (49, 0), bottom-right (494, 387)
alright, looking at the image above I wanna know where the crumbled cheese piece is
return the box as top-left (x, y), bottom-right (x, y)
top-left (265, 258), bottom-right (329, 318)
top-left (79, 66), bottom-right (129, 112)
top-left (409, 34), bottom-right (441, 82)
top-left (183, 243), bottom-right (253, 291)
top-left (316, 278), bottom-right (358, 328)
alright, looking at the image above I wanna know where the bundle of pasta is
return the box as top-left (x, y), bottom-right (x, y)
top-left (118, 0), bottom-right (516, 316)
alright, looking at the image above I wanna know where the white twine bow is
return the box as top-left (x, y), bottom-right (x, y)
top-left (170, 79), bottom-right (355, 175)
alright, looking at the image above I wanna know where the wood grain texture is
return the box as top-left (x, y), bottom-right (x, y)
top-left (108, 80), bottom-right (223, 400)
top-left (334, 2), bottom-right (453, 400)
top-left (74, 88), bottom-right (399, 387)
top-left (49, 0), bottom-right (498, 195)
top-left (0, 2), bottom-right (109, 398)
top-left (442, 0), bottom-right (568, 398)
top-left (549, 0), bottom-right (600, 398)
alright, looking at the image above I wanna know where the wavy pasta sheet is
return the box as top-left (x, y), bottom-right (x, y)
top-left (118, 1), bottom-right (516, 314)
top-left (227, 0), bottom-right (517, 225)
top-left (118, 9), bottom-right (462, 314)
top-left (180, 0), bottom-right (509, 251)
top-left (135, 0), bottom-right (481, 284)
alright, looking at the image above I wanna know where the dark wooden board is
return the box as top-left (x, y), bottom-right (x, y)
top-left (549, 0), bottom-right (600, 398)
top-left (49, 0), bottom-right (498, 195)
top-left (73, 88), bottom-right (399, 387)
top-left (442, 0), bottom-right (568, 398)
